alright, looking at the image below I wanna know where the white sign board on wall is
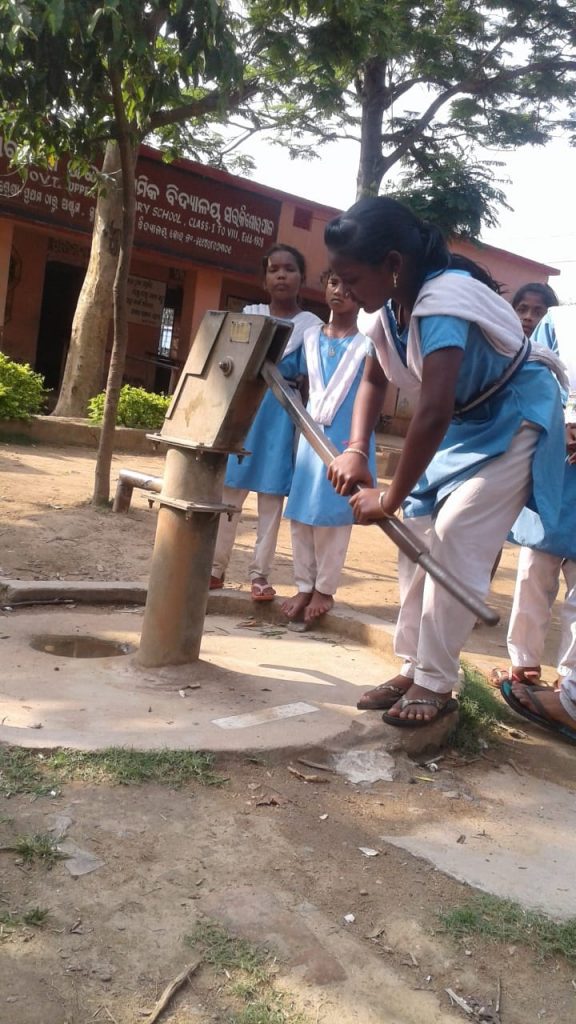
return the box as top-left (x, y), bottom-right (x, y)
top-left (126, 276), bottom-right (167, 327)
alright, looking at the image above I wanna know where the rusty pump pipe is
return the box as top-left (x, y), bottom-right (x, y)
top-left (261, 360), bottom-right (499, 627)
top-left (137, 311), bottom-right (294, 668)
top-left (112, 470), bottom-right (162, 513)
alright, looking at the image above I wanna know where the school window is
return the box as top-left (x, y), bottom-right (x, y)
top-left (293, 206), bottom-right (312, 230)
top-left (157, 304), bottom-right (176, 357)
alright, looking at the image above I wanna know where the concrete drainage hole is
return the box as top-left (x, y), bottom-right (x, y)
top-left (30, 634), bottom-right (135, 659)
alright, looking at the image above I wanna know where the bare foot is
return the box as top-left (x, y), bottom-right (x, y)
top-left (385, 683), bottom-right (452, 723)
top-left (304, 589), bottom-right (334, 623)
top-left (357, 674), bottom-right (412, 710)
top-left (281, 591), bottom-right (312, 621)
top-left (510, 681), bottom-right (576, 730)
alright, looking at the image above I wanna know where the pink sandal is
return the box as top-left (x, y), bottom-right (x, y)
top-left (489, 666), bottom-right (545, 689)
top-left (251, 581), bottom-right (276, 602)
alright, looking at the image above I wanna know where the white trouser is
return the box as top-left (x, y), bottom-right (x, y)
top-left (506, 546), bottom-right (576, 722)
top-left (507, 547), bottom-right (576, 675)
top-left (394, 424), bottom-right (539, 694)
top-left (212, 486), bottom-right (284, 581)
top-left (560, 673), bottom-right (576, 720)
top-left (290, 521), bottom-right (352, 596)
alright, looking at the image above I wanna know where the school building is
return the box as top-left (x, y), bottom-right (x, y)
top-left (0, 138), bottom-right (559, 423)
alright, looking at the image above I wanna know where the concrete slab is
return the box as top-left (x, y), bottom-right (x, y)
top-left (0, 606), bottom-right (401, 753)
top-left (382, 766), bottom-right (576, 919)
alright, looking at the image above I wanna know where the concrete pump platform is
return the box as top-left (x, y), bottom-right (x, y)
top-left (0, 603), bottom-right (405, 753)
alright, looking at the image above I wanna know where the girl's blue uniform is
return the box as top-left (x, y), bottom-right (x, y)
top-left (386, 271), bottom-right (566, 534)
top-left (285, 331), bottom-right (377, 527)
top-left (225, 306), bottom-right (322, 496)
top-left (509, 310), bottom-right (576, 558)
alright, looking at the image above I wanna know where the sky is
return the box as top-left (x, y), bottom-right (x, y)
top-left (244, 135), bottom-right (576, 302)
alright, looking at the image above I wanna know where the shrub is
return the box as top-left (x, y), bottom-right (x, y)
top-left (0, 353), bottom-right (48, 420)
top-left (87, 385), bottom-right (170, 429)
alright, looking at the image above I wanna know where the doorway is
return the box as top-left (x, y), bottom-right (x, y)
top-left (35, 261), bottom-right (86, 391)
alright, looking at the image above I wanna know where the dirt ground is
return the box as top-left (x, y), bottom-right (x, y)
top-left (1, 441), bottom-right (576, 1024)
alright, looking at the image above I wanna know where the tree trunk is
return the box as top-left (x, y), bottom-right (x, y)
top-left (92, 134), bottom-right (138, 505)
top-left (356, 57), bottom-right (387, 199)
top-left (53, 141), bottom-right (122, 417)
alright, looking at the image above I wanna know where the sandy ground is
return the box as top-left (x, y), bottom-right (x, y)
top-left (1, 440), bottom-right (576, 1024)
top-left (0, 439), bottom-right (565, 678)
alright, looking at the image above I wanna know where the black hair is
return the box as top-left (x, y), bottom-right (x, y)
top-left (448, 254), bottom-right (501, 294)
top-left (325, 196), bottom-right (500, 293)
top-left (511, 282), bottom-right (559, 309)
top-left (262, 243), bottom-right (306, 280)
top-left (325, 196), bottom-right (447, 273)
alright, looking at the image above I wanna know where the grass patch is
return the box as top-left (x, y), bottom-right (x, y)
top-left (450, 662), bottom-right (513, 754)
top-left (0, 746), bottom-right (59, 798)
top-left (186, 921), bottom-right (309, 1024)
top-left (12, 832), bottom-right (64, 867)
top-left (0, 745), bottom-right (225, 797)
top-left (439, 893), bottom-right (576, 963)
top-left (0, 906), bottom-right (49, 929)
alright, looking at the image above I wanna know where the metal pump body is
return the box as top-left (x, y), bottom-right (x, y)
top-left (138, 311), bottom-right (292, 668)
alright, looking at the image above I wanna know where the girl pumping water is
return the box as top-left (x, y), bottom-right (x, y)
top-left (325, 197), bottom-right (566, 729)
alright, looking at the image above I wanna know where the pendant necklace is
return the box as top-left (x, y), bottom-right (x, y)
top-left (327, 330), bottom-right (353, 358)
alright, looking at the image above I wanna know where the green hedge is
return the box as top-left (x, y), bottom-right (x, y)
top-left (87, 385), bottom-right (171, 430)
top-left (0, 354), bottom-right (48, 420)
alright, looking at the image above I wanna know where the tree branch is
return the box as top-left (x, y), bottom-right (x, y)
top-left (380, 83), bottom-right (462, 173)
top-left (148, 81), bottom-right (260, 131)
top-left (380, 54), bottom-right (576, 175)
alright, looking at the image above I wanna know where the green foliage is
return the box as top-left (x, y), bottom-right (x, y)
top-left (439, 894), bottom-right (576, 964)
top-left (249, 0), bottom-right (576, 234)
top-left (0, 743), bottom-right (224, 796)
top-left (186, 922), bottom-right (309, 1023)
top-left (87, 385), bottom-right (170, 429)
top-left (450, 662), bottom-right (513, 754)
top-left (390, 153), bottom-right (512, 238)
top-left (0, 906), bottom-right (49, 929)
top-left (0, 353), bottom-right (47, 420)
top-left (188, 921), bottom-right (268, 974)
top-left (13, 832), bottom-right (64, 867)
top-left (0, 0), bottom-right (249, 170)
top-left (46, 747), bottom-right (225, 787)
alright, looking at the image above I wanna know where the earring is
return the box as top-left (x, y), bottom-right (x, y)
top-left (393, 272), bottom-right (398, 289)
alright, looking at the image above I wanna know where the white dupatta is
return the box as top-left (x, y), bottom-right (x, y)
top-left (305, 326), bottom-right (367, 426)
top-left (359, 274), bottom-right (568, 394)
top-left (243, 304), bottom-right (321, 357)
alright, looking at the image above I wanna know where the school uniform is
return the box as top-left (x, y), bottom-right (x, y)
top-left (212, 305), bottom-right (322, 582)
top-left (284, 326), bottom-right (376, 595)
top-left (360, 269), bottom-right (567, 694)
top-left (507, 307), bottom-right (576, 717)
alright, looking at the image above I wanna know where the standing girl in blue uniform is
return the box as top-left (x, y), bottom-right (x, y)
top-left (211, 244), bottom-right (322, 601)
top-left (325, 197), bottom-right (566, 728)
top-left (282, 272), bottom-right (376, 625)
top-left (497, 305), bottom-right (576, 743)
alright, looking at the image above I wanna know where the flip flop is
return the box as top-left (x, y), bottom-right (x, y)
top-left (210, 575), bottom-right (224, 590)
top-left (357, 680), bottom-right (411, 711)
top-left (500, 681), bottom-right (576, 746)
top-left (251, 581), bottom-right (276, 602)
top-left (382, 696), bottom-right (459, 729)
top-left (489, 667), bottom-right (544, 689)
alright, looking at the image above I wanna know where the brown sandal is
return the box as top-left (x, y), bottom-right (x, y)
top-left (357, 675), bottom-right (412, 711)
top-left (383, 696), bottom-right (459, 729)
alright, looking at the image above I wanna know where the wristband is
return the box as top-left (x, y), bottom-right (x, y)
top-left (343, 447), bottom-right (369, 459)
top-left (378, 490), bottom-right (392, 517)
